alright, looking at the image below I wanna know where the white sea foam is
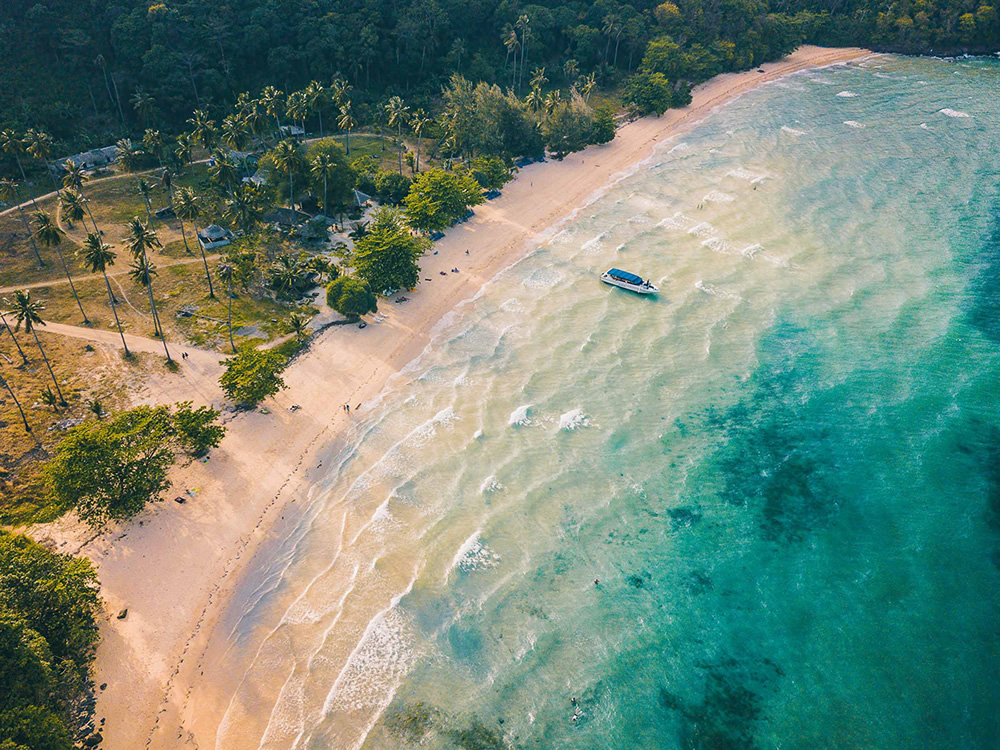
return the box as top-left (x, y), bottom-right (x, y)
top-left (696, 280), bottom-right (742, 301)
top-left (522, 267), bottom-right (564, 289)
top-left (559, 408), bottom-right (591, 431)
top-left (701, 237), bottom-right (735, 255)
top-left (741, 243), bottom-right (764, 258)
top-left (843, 120), bottom-right (865, 129)
top-left (581, 233), bottom-right (606, 252)
top-left (658, 212), bottom-right (697, 231)
top-left (781, 126), bottom-right (806, 136)
top-left (508, 404), bottom-right (532, 426)
top-left (627, 212), bottom-right (651, 224)
top-left (727, 167), bottom-right (767, 183)
top-left (480, 474), bottom-right (504, 494)
top-left (668, 142), bottom-right (689, 154)
top-left (448, 532), bottom-right (501, 578)
top-left (939, 108), bottom-right (971, 118)
top-left (920, 123), bottom-right (931, 130)
top-left (688, 221), bottom-right (716, 238)
top-left (616, 243), bottom-right (627, 252)
top-left (703, 190), bottom-right (735, 203)
top-left (837, 91), bottom-right (858, 98)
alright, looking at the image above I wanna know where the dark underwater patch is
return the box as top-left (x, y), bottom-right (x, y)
top-left (965, 218), bottom-right (1000, 342)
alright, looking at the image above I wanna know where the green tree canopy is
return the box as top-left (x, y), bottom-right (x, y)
top-left (467, 156), bottom-right (512, 191)
top-left (45, 406), bottom-right (176, 527)
top-left (305, 140), bottom-right (356, 212)
top-left (354, 207), bottom-right (430, 293)
top-left (623, 72), bottom-right (673, 116)
top-left (171, 401), bottom-right (226, 457)
top-left (327, 276), bottom-right (378, 320)
top-left (219, 346), bottom-right (288, 408)
top-left (403, 168), bottom-right (484, 233)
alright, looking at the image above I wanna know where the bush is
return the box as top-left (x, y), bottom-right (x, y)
top-left (373, 170), bottom-right (411, 205)
top-left (623, 72), bottom-right (673, 116)
top-left (219, 346), bottom-right (288, 408)
top-left (326, 276), bottom-right (378, 319)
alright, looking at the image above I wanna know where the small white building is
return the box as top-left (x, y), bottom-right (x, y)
top-left (197, 224), bottom-right (234, 250)
top-left (53, 145), bottom-right (118, 173)
top-left (279, 125), bottom-right (305, 138)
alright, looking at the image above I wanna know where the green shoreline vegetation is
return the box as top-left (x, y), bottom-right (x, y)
top-left (1, 0), bottom-right (998, 746)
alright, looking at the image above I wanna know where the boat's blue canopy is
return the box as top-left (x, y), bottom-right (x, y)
top-left (607, 268), bottom-right (644, 284)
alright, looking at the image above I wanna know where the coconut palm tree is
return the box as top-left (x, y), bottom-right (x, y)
top-left (136, 178), bottom-right (155, 225)
top-left (114, 138), bottom-right (142, 172)
top-left (32, 211), bottom-right (89, 324)
top-left (410, 110), bottom-right (431, 173)
top-left (8, 289), bottom-right (66, 405)
top-left (221, 114), bottom-right (250, 152)
top-left (81, 233), bottom-right (130, 356)
top-left (338, 102), bottom-right (356, 155)
top-left (330, 76), bottom-right (352, 109)
top-left (286, 91), bottom-right (310, 138)
top-left (187, 109), bottom-right (218, 150)
top-left (0, 366), bottom-right (32, 433)
top-left (271, 139), bottom-right (303, 216)
top-left (0, 130), bottom-right (36, 209)
top-left (288, 312), bottom-right (310, 341)
top-left (222, 183), bottom-right (264, 235)
top-left (24, 129), bottom-right (58, 193)
top-left (260, 85), bottom-right (285, 141)
top-left (208, 149), bottom-right (239, 196)
top-left (581, 72), bottom-right (597, 104)
top-left (60, 189), bottom-right (87, 230)
top-left (174, 133), bottom-right (193, 167)
top-left (131, 89), bottom-right (155, 126)
top-left (310, 152), bottom-right (337, 217)
top-left (128, 257), bottom-right (172, 362)
top-left (143, 128), bottom-right (164, 168)
top-left (124, 217), bottom-right (169, 350)
top-left (306, 80), bottom-right (328, 137)
top-left (217, 262), bottom-right (237, 352)
top-left (0, 308), bottom-right (28, 365)
top-left (385, 96), bottom-right (409, 175)
top-left (516, 14), bottom-right (531, 90)
top-left (61, 160), bottom-right (100, 232)
top-left (544, 90), bottom-right (562, 116)
top-left (0, 178), bottom-right (45, 267)
top-left (504, 30), bottom-right (520, 90)
top-left (563, 58), bottom-right (580, 82)
top-left (174, 188), bottom-right (214, 298)
top-left (526, 87), bottom-right (543, 113)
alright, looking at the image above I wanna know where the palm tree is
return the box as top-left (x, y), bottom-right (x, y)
top-left (24, 129), bottom-right (58, 193)
top-left (131, 88), bottom-right (155, 127)
top-left (81, 233), bottom-right (130, 356)
top-left (288, 312), bottom-right (310, 341)
top-left (32, 211), bottom-right (89, 324)
top-left (530, 66), bottom-right (548, 89)
top-left (61, 160), bottom-right (100, 232)
top-left (115, 138), bottom-right (142, 172)
top-left (128, 257), bottom-right (172, 362)
top-left (306, 80), bottom-right (328, 137)
top-left (286, 91), bottom-right (310, 138)
top-left (0, 308), bottom-right (28, 364)
top-left (260, 86), bottom-right (285, 141)
top-left (125, 217), bottom-right (169, 353)
top-left (174, 188), bottom-right (214, 298)
top-left (516, 14), bottom-right (531, 90)
top-left (271, 139), bottom-right (303, 217)
top-left (174, 133), bottom-right (193, 167)
top-left (330, 76), bottom-right (352, 109)
top-left (410, 110), bottom-right (430, 173)
top-left (0, 178), bottom-right (45, 266)
top-left (563, 58), bottom-right (580, 82)
top-left (544, 90), bottom-right (562, 116)
top-left (504, 31), bottom-right (520, 90)
top-left (221, 114), bottom-right (250, 152)
top-left (136, 178), bottom-right (155, 225)
top-left (187, 109), bottom-right (218, 150)
top-left (60, 189), bottom-right (87, 230)
top-left (0, 365), bottom-right (32, 433)
top-left (385, 96), bottom-right (409, 175)
top-left (209, 149), bottom-right (240, 196)
top-left (526, 87), bottom-right (543, 113)
top-left (8, 290), bottom-right (66, 405)
top-left (310, 152), bottom-right (337, 217)
top-left (217, 262), bottom-right (237, 352)
top-left (0, 130), bottom-right (36, 209)
top-left (581, 73), bottom-right (597, 104)
top-left (88, 398), bottom-right (104, 419)
top-left (143, 128), bottom-right (164, 168)
top-left (338, 102), bottom-right (356, 155)
top-left (222, 184), bottom-right (264, 234)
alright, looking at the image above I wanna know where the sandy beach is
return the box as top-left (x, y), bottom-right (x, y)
top-left (34, 45), bottom-right (869, 749)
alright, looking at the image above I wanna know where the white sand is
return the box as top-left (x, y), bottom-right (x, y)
top-left (33, 45), bottom-right (869, 749)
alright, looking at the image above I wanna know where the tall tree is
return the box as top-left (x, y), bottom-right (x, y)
top-left (81, 233), bottom-right (130, 357)
top-left (217, 262), bottom-right (237, 352)
top-left (0, 307), bottom-right (29, 364)
top-left (32, 211), bottom-right (88, 324)
top-left (0, 365), bottom-right (31, 433)
top-left (124, 217), bottom-right (170, 361)
top-left (385, 96), bottom-right (410, 175)
top-left (24, 129), bottom-right (58, 194)
top-left (270, 139), bottom-right (304, 217)
top-left (260, 86), bottom-right (285, 141)
top-left (174, 188), bottom-right (214, 298)
top-left (0, 130), bottom-right (37, 209)
top-left (410, 110), bottom-right (431, 173)
top-left (61, 160), bottom-right (100, 232)
top-left (136, 178), bottom-right (155, 226)
top-left (0, 178), bottom-right (45, 266)
top-left (338, 101), bottom-right (355, 155)
top-left (131, 88), bottom-right (155, 127)
top-left (8, 290), bottom-right (66, 405)
top-left (306, 80), bottom-right (328, 137)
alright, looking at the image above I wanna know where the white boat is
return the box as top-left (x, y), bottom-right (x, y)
top-left (600, 268), bottom-right (658, 294)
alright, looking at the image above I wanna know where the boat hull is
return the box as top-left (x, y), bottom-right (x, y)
top-left (601, 274), bottom-right (658, 294)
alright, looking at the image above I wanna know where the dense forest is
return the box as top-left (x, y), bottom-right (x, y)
top-left (1, 0), bottom-right (996, 163)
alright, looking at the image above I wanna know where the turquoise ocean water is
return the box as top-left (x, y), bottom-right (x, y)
top-left (209, 55), bottom-right (1000, 749)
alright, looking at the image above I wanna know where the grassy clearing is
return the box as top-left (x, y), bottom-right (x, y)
top-left (0, 330), bottom-right (135, 526)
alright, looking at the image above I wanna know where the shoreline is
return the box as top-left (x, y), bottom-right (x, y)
top-left (42, 45), bottom-right (869, 749)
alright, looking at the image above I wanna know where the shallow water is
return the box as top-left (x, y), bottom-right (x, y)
top-left (209, 55), bottom-right (1000, 749)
